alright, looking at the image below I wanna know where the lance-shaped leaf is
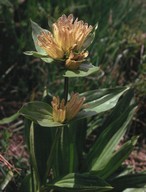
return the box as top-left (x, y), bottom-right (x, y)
top-left (20, 174), bottom-right (32, 192)
top-left (75, 86), bottom-right (130, 120)
top-left (0, 112), bottom-right (19, 125)
top-left (85, 89), bottom-right (136, 171)
top-left (24, 50), bottom-right (48, 57)
top-left (44, 173), bottom-right (113, 192)
top-left (0, 171), bottom-right (14, 191)
top-left (110, 174), bottom-right (146, 191)
top-left (123, 187), bottom-right (146, 192)
top-left (95, 136), bottom-right (138, 179)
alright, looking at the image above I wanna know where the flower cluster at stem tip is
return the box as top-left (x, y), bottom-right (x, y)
top-left (37, 14), bottom-right (93, 70)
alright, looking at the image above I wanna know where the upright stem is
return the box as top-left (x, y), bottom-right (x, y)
top-left (64, 77), bottom-right (69, 104)
top-left (29, 122), bottom-right (40, 192)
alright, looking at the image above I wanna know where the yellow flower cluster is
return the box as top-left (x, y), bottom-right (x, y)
top-left (51, 93), bottom-right (85, 123)
top-left (37, 14), bottom-right (93, 70)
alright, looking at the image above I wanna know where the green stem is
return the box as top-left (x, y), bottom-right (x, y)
top-left (29, 122), bottom-right (40, 192)
top-left (64, 77), bottom-right (69, 104)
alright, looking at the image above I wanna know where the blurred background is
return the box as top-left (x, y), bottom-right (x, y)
top-left (0, 0), bottom-right (146, 176)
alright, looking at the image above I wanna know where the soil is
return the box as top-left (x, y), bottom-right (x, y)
top-left (125, 146), bottom-right (146, 172)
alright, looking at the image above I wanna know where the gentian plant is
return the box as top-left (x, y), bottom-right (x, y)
top-left (18, 14), bottom-right (146, 192)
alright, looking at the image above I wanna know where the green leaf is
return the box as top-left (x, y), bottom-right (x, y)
top-left (85, 90), bottom-right (136, 171)
top-left (57, 125), bottom-right (79, 176)
top-left (94, 22), bottom-right (99, 31)
top-left (23, 119), bottom-right (61, 185)
top-left (82, 86), bottom-right (128, 103)
top-left (101, 88), bottom-right (134, 129)
top-left (28, 122), bottom-right (40, 191)
top-left (30, 19), bottom-right (47, 54)
top-left (63, 64), bottom-right (100, 77)
top-left (0, 171), bottom-right (14, 190)
top-left (45, 173), bottom-right (113, 192)
top-left (19, 101), bottom-right (63, 127)
top-left (24, 51), bottom-right (48, 57)
top-left (90, 106), bottom-right (136, 171)
top-left (123, 187), bottom-right (146, 192)
top-left (41, 57), bottom-right (54, 63)
top-left (56, 119), bottom-right (88, 178)
top-left (96, 136), bottom-right (138, 179)
top-left (20, 174), bottom-right (32, 192)
top-left (0, 112), bottom-right (19, 125)
top-left (70, 119), bottom-right (88, 172)
top-left (23, 20), bottom-right (54, 63)
top-left (34, 125), bottom-right (61, 184)
top-left (75, 87), bottom-right (129, 121)
top-left (46, 128), bottom-right (63, 178)
top-left (110, 174), bottom-right (146, 191)
top-left (24, 51), bottom-right (54, 63)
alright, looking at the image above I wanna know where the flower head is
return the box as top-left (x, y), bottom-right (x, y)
top-left (37, 14), bottom-right (93, 69)
top-left (51, 93), bottom-right (85, 123)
